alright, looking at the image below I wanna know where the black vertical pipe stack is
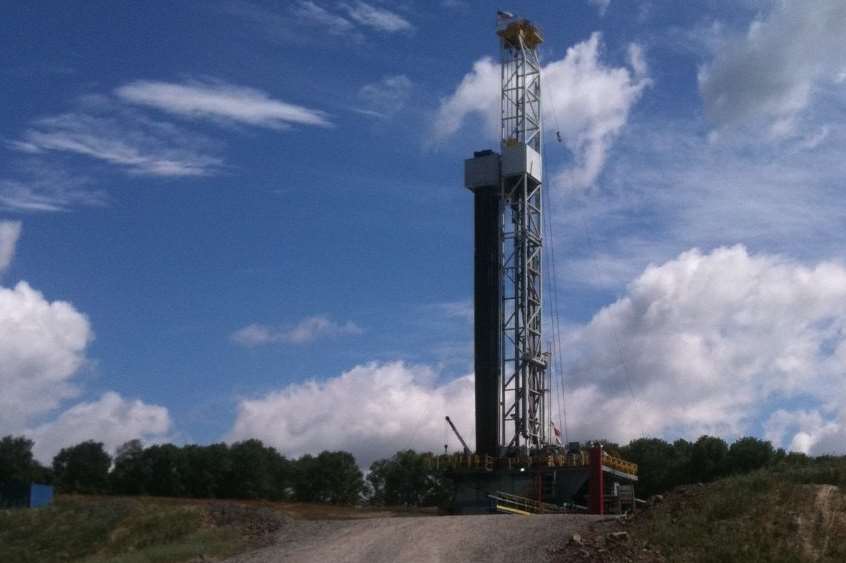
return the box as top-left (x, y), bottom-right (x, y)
top-left (465, 149), bottom-right (502, 458)
top-left (473, 180), bottom-right (501, 458)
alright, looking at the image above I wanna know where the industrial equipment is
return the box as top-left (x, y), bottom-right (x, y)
top-left (450, 10), bottom-right (639, 515)
top-left (445, 416), bottom-right (472, 455)
top-left (465, 10), bottom-right (547, 458)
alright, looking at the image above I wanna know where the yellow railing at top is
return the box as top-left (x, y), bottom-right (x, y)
top-left (425, 449), bottom-right (638, 476)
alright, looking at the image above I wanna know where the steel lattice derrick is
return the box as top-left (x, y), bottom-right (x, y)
top-left (497, 14), bottom-right (547, 455)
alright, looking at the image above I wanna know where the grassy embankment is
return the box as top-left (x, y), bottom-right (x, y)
top-left (0, 493), bottom-right (412, 563)
top-left (557, 457), bottom-right (846, 562)
top-left (0, 495), bottom-right (289, 563)
top-left (638, 458), bottom-right (846, 562)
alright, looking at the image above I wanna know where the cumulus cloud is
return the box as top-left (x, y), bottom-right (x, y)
top-left (546, 34), bottom-right (650, 189)
top-left (0, 280), bottom-right (92, 430)
top-left (432, 57), bottom-right (500, 141)
top-left (0, 221), bottom-right (21, 274)
top-left (433, 33), bottom-right (649, 189)
top-left (28, 392), bottom-right (172, 463)
top-left (228, 362), bottom-right (474, 467)
top-left (559, 245), bottom-right (846, 454)
top-left (225, 246), bottom-right (846, 462)
top-left (764, 409), bottom-right (846, 456)
top-left (357, 75), bottom-right (413, 118)
top-left (698, 0), bottom-right (846, 135)
top-left (116, 81), bottom-right (332, 129)
top-left (232, 315), bottom-right (363, 347)
top-left (0, 226), bottom-right (171, 461)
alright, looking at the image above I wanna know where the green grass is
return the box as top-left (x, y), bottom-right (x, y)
top-left (632, 458), bottom-right (846, 563)
top-left (0, 496), bottom-right (270, 563)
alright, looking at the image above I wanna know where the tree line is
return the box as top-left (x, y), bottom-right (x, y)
top-left (0, 433), bottom-right (825, 506)
top-left (617, 435), bottom-right (812, 497)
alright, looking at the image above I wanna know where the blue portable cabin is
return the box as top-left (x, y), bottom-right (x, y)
top-left (0, 481), bottom-right (54, 508)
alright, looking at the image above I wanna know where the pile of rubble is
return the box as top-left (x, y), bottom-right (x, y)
top-left (549, 520), bottom-right (665, 562)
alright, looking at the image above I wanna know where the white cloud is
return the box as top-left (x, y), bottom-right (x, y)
top-left (0, 280), bottom-right (92, 431)
top-left (357, 75), bottom-right (412, 118)
top-left (227, 246), bottom-right (846, 462)
top-left (116, 80), bottom-right (332, 129)
top-left (293, 1), bottom-right (355, 35)
top-left (0, 229), bottom-right (171, 462)
top-left (433, 33), bottom-right (649, 189)
top-left (227, 362), bottom-right (474, 467)
top-left (28, 392), bottom-right (172, 463)
top-left (558, 246), bottom-right (846, 454)
top-left (698, 0), bottom-right (846, 135)
top-left (764, 409), bottom-right (846, 456)
top-left (0, 221), bottom-right (21, 274)
top-left (589, 0), bottom-right (611, 17)
top-left (432, 57), bottom-right (500, 141)
top-left (0, 163), bottom-right (106, 213)
top-left (551, 115), bottom-right (846, 291)
top-left (341, 2), bottom-right (412, 33)
top-left (16, 110), bottom-right (222, 177)
top-left (232, 315), bottom-right (363, 347)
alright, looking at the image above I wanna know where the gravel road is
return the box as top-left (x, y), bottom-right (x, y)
top-left (224, 514), bottom-right (603, 563)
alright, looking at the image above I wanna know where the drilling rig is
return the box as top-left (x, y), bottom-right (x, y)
top-left (440, 11), bottom-right (639, 515)
top-left (466, 12), bottom-right (547, 459)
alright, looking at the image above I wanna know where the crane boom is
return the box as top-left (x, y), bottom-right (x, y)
top-left (445, 416), bottom-right (471, 454)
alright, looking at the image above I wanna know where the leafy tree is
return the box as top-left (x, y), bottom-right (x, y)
top-left (292, 451), bottom-right (363, 504)
top-left (52, 441), bottom-right (111, 493)
top-left (110, 440), bottom-right (147, 495)
top-left (782, 451), bottom-right (810, 466)
top-left (143, 444), bottom-right (188, 497)
top-left (688, 435), bottom-right (729, 483)
top-left (368, 450), bottom-right (445, 506)
top-left (0, 436), bottom-right (38, 483)
top-left (182, 443), bottom-right (231, 499)
top-left (619, 438), bottom-right (678, 497)
top-left (224, 440), bottom-right (290, 500)
top-left (727, 436), bottom-right (775, 474)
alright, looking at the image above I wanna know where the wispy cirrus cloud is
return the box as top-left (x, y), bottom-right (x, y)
top-left (116, 80), bottom-right (332, 129)
top-left (356, 75), bottom-right (412, 118)
top-left (14, 106), bottom-right (223, 177)
top-left (0, 221), bottom-right (21, 274)
top-left (293, 1), bottom-right (356, 35)
top-left (340, 2), bottom-right (413, 33)
top-left (226, 1), bottom-right (412, 44)
top-left (0, 162), bottom-right (106, 213)
top-left (232, 315), bottom-right (364, 347)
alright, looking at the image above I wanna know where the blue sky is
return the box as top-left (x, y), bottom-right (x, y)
top-left (2, 0), bottom-right (846, 465)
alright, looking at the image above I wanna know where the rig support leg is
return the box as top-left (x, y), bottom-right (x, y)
top-left (589, 445), bottom-right (604, 515)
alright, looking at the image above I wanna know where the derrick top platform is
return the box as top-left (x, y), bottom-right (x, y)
top-left (496, 16), bottom-right (543, 49)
